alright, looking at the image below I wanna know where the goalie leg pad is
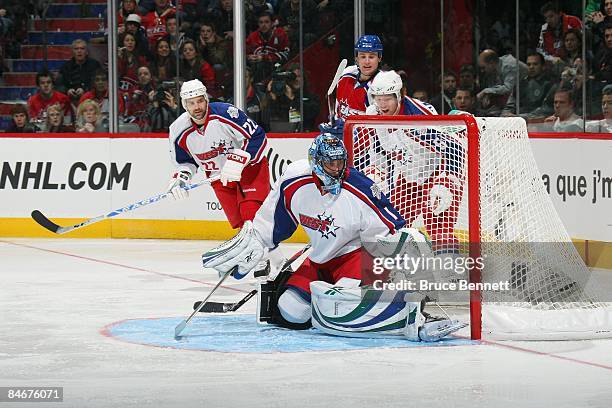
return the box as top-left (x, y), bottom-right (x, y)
top-left (310, 281), bottom-right (425, 338)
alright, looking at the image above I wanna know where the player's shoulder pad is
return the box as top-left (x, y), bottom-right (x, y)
top-left (208, 102), bottom-right (246, 122)
top-left (344, 166), bottom-right (387, 202)
top-left (279, 159), bottom-right (312, 181)
top-left (341, 64), bottom-right (360, 79)
top-left (404, 96), bottom-right (438, 115)
top-left (169, 112), bottom-right (192, 139)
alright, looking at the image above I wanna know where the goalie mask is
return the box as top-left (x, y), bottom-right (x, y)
top-left (308, 133), bottom-right (348, 195)
top-left (180, 79), bottom-right (209, 121)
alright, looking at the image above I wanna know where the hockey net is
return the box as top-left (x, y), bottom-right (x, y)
top-left (344, 115), bottom-right (612, 340)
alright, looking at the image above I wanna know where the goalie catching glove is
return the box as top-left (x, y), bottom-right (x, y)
top-left (167, 168), bottom-right (193, 200)
top-left (202, 221), bottom-right (267, 279)
top-left (221, 149), bottom-right (251, 186)
top-left (375, 227), bottom-right (433, 259)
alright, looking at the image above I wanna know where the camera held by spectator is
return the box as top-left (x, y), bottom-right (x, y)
top-left (269, 64), bottom-right (297, 96)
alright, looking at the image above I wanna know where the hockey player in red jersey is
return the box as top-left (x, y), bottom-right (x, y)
top-left (334, 35), bottom-right (384, 120)
top-left (359, 70), bottom-right (465, 255)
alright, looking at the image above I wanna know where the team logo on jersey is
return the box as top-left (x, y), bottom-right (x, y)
top-left (337, 99), bottom-right (364, 118)
top-left (195, 140), bottom-right (230, 161)
top-left (227, 106), bottom-right (239, 119)
top-left (299, 212), bottom-right (340, 239)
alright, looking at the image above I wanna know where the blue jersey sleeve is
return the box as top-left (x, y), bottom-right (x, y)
top-left (210, 102), bottom-right (267, 163)
top-left (345, 168), bottom-right (406, 233)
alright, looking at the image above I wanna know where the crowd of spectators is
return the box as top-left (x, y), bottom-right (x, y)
top-left (3, 1), bottom-right (612, 133)
top-left (415, 1), bottom-right (612, 132)
top-left (1, 0), bottom-right (345, 133)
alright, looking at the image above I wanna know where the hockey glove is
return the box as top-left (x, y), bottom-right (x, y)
top-left (363, 165), bottom-right (387, 194)
top-left (202, 221), bottom-right (267, 279)
top-left (428, 174), bottom-right (460, 215)
top-left (167, 169), bottom-right (193, 200)
top-left (221, 149), bottom-right (251, 186)
top-left (375, 227), bottom-right (433, 259)
top-left (318, 118), bottom-right (345, 136)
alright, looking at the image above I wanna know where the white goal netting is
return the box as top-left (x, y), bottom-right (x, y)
top-left (346, 115), bottom-right (612, 340)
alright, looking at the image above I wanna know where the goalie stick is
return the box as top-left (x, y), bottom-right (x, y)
top-left (193, 243), bottom-right (312, 313)
top-left (31, 175), bottom-right (220, 235)
top-left (175, 265), bottom-right (237, 339)
top-left (327, 59), bottom-right (348, 126)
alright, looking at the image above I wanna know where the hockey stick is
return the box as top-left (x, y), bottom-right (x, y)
top-left (31, 175), bottom-right (220, 235)
top-left (193, 289), bottom-right (257, 313)
top-left (327, 59), bottom-right (348, 125)
top-left (175, 265), bottom-right (237, 339)
top-left (193, 243), bottom-right (312, 313)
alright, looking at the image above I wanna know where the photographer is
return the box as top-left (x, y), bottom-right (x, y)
top-left (264, 63), bottom-right (320, 132)
top-left (146, 84), bottom-right (178, 132)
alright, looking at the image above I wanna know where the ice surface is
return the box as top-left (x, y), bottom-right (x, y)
top-left (105, 315), bottom-right (474, 352)
top-left (1, 238), bottom-right (611, 408)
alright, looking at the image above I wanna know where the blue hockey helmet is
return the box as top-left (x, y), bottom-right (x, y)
top-left (308, 133), bottom-right (348, 195)
top-left (354, 35), bottom-right (383, 56)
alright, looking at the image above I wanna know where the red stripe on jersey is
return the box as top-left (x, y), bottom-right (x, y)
top-left (343, 182), bottom-right (396, 233)
top-left (283, 176), bottom-right (315, 225)
top-left (177, 124), bottom-right (196, 153)
top-left (250, 138), bottom-right (267, 163)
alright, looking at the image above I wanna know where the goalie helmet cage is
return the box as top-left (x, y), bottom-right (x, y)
top-left (344, 115), bottom-right (612, 340)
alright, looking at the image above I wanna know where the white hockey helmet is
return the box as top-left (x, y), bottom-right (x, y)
top-left (180, 79), bottom-right (209, 119)
top-left (369, 70), bottom-right (403, 102)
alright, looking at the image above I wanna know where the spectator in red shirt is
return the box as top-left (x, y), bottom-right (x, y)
top-left (79, 69), bottom-right (125, 115)
top-left (536, 2), bottom-right (582, 63)
top-left (127, 65), bottom-right (156, 117)
top-left (118, 32), bottom-right (149, 91)
top-left (246, 11), bottom-right (290, 83)
top-left (142, 0), bottom-right (175, 48)
top-left (27, 70), bottom-right (71, 123)
top-left (118, 0), bottom-right (141, 34)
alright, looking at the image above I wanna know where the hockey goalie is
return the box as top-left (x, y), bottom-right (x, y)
top-left (357, 70), bottom-right (466, 256)
top-left (201, 133), bottom-right (466, 341)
